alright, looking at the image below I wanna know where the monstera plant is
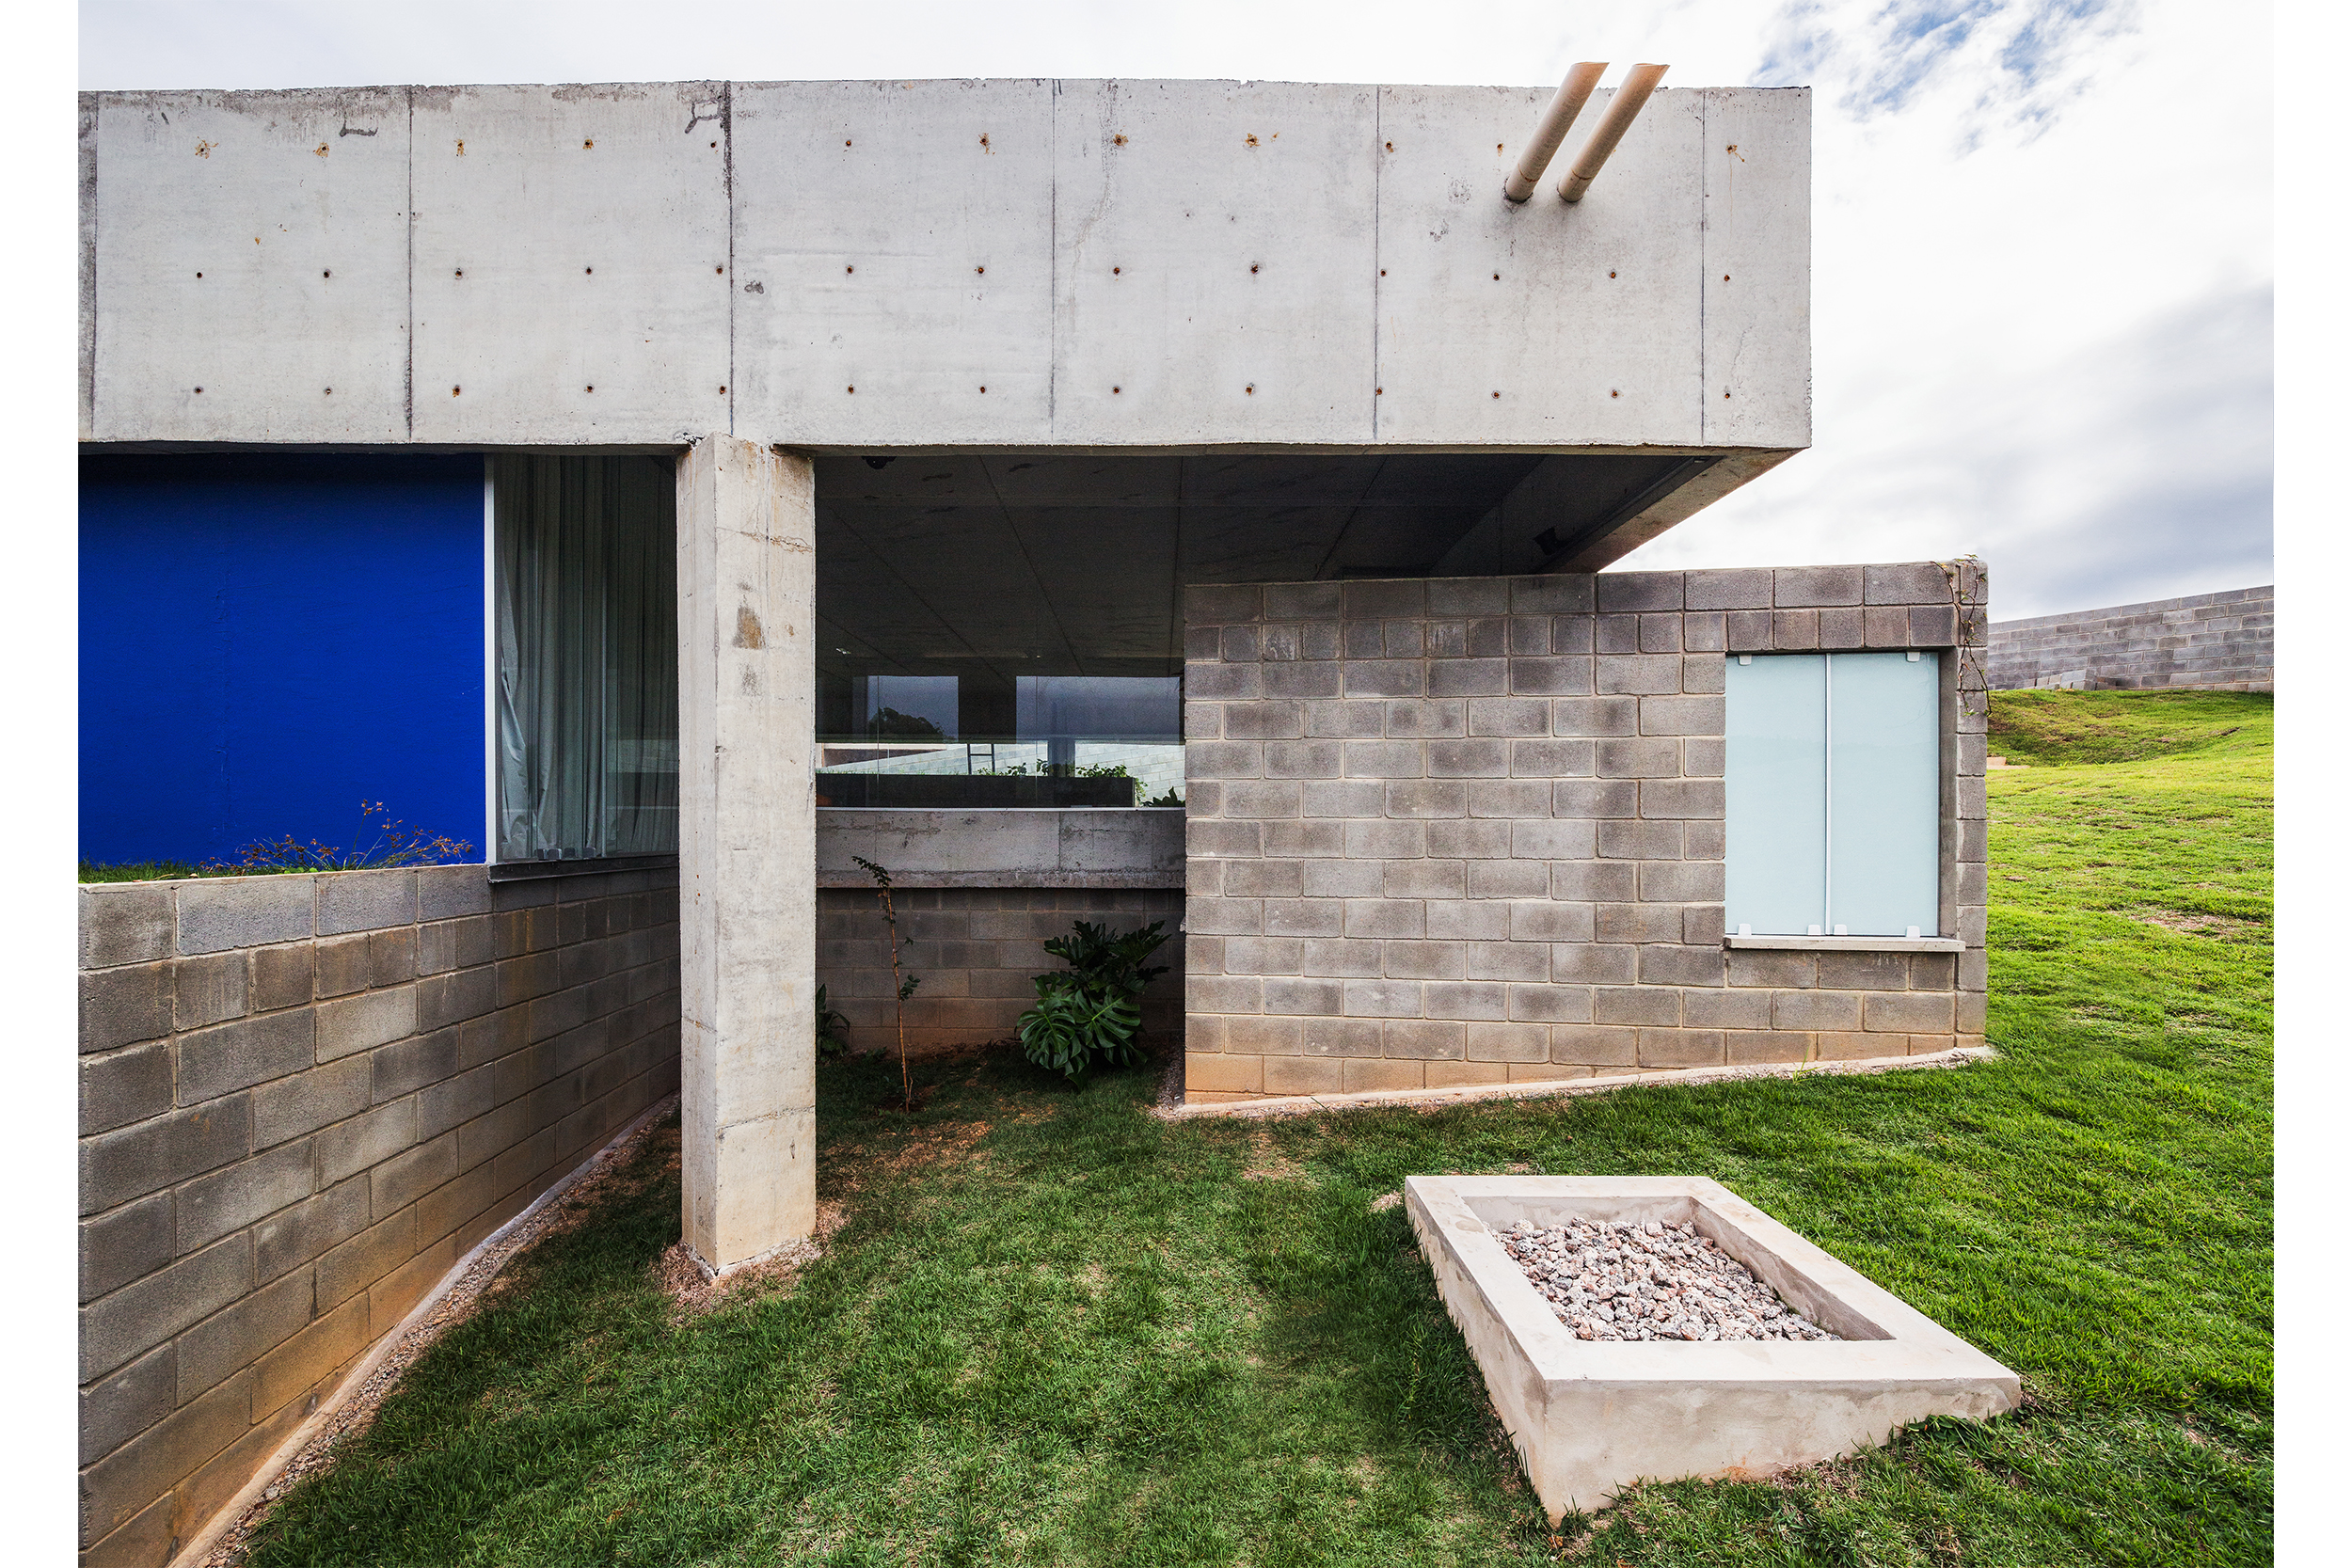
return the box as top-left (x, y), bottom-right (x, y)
top-left (1019, 919), bottom-right (1171, 1083)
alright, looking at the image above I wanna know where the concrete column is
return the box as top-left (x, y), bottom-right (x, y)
top-left (675, 436), bottom-right (818, 1270)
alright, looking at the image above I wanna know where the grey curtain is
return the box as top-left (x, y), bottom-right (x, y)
top-left (493, 455), bottom-right (678, 861)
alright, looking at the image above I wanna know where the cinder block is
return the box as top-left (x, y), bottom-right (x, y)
top-left (312, 984), bottom-right (418, 1064)
top-left (1425, 899), bottom-right (1512, 942)
top-left (1680, 657), bottom-right (1725, 694)
top-left (1301, 938), bottom-right (1385, 977)
top-left (76, 1368), bottom-right (251, 1549)
top-left (80, 963), bottom-right (173, 1055)
top-left (246, 942), bottom-right (316, 1014)
top-left (82, 1042), bottom-right (173, 1137)
top-left (81, 1098), bottom-right (251, 1216)
top-left (1725, 1030), bottom-right (1811, 1065)
top-left (1422, 981), bottom-right (1507, 1020)
top-left (1638, 1028), bottom-right (1724, 1068)
top-left (1467, 1022), bottom-right (1549, 1062)
top-left (1637, 861), bottom-right (1723, 902)
top-left (170, 952), bottom-right (249, 1033)
top-left (1223, 781), bottom-right (1303, 819)
top-left (1595, 737), bottom-right (1680, 778)
top-left (254, 1177), bottom-right (373, 1283)
top-left (1463, 940), bottom-right (1547, 983)
top-left (1383, 938), bottom-right (1466, 979)
top-left (78, 1233), bottom-right (251, 1383)
top-left (1637, 695), bottom-right (1723, 736)
top-left (1864, 991), bottom-right (1956, 1033)
top-left (1591, 655), bottom-right (1681, 696)
top-left (1550, 862), bottom-right (1638, 902)
top-left (1727, 949), bottom-right (1812, 989)
top-left (80, 1192), bottom-right (174, 1307)
top-left (1775, 566), bottom-right (1865, 607)
top-left (1507, 984), bottom-right (1592, 1024)
top-left (1682, 567), bottom-right (1774, 611)
top-left (252, 1292), bottom-right (372, 1418)
top-left (174, 1264), bottom-right (318, 1405)
top-left (315, 1097), bottom-right (419, 1189)
top-left (1420, 1061), bottom-right (1506, 1088)
top-left (1818, 608), bottom-right (1865, 649)
top-left (372, 1131), bottom-right (461, 1219)
top-left (314, 934), bottom-right (376, 1000)
top-left (178, 1139), bottom-right (317, 1254)
top-left (1681, 988), bottom-right (1772, 1030)
top-left (1863, 562), bottom-right (1951, 605)
top-left (1725, 610), bottom-right (1774, 651)
top-left (250, 1056), bottom-right (371, 1151)
top-left (315, 1207), bottom-right (417, 1312)
top-left (1509, 576), bottom-right (1595, 615)
top-left (1466, 697), bottom-right (1552, 736)
top-left (1595, 615), bottom-right (1640, 655)
top-left (81, 885), bottom-right (175, 969)
top-left (1263, 581), bottom-right (1342, 620)
top-left (1343, 978), bottom-right (1424, 1018)
top-left (1595, 987), bottom-right (1678, 1027)
top-left (178, 876), bottom-right (315, 956)
top-left (1596, 902), bottom-right (1684, 943)
top-left (1184, 1052), bottom-right (1263, 1096)
top-left (1426, 819), bottom-right (1511, 858)
top-left (1549, 943), bottom-right (1635, 986)
top-left (1549, 1024), bottom-right (1638, 1067)
top-left (1598, 819), bottom-right (1682, 860)
top-left (371, 1232), bottom-right (457, 1337)
top-left (1773, 990), bottom-right (1863, 1031)
top-left (177, 1009), bottom-right (317, 1107)
top-left (417, 864), bottom-right (494, 921)
top-left (79, 1342), bottom-right (175, 1468)
top-left (369, 926), bottom-right (419, 986)
top-left (1385, 1020), bottom-right (1466, 1059)
top-left (1637, 944), bottom-right (1724, 987)
top-left (1263, 977), bottom-right (1344, 1015)
top-left (1262, 1055), bottom-right (1343, 1096)
top-left (1508, 656), bottom-right (1595, 697)
top-left (1812, 1031), bottom-right (1892, 1062)
top-left (1638, 778), bottom-right (1724, 819)
top-left (1341, 1057), bottom-right (1424, 1093)
top-left (1816, 952), bottom-right (1912, 991)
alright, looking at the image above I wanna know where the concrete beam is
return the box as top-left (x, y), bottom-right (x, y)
top-left (676, 436), bottom-right (818, 1271)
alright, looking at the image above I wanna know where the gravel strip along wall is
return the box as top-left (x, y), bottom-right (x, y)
top-left (78, 863), bottom-right (680, 1567)
top-left (1179, 564), bottom-right (1990, 1103)
top-left (1985, 583), bottom-right (2272, 692)
top-left (817, 887), bottom-right (1184, 1056)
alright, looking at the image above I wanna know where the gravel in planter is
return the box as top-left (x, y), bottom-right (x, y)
top-left (1499, 1217), bottom-right (1842, 1343)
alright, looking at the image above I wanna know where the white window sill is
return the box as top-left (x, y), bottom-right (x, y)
top-left (1723, 934), bottom-right (1965, 953)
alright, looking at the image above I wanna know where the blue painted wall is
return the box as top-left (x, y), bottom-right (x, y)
top-left (80, 454), bottom-right (487, 866)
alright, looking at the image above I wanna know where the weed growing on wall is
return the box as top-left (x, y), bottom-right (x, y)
top-left (204, 800), bottom-right (475, 875)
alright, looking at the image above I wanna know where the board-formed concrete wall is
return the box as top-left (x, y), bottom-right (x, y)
top-left (1178, 564), bottom-right (1989, 1102)
top-left (79, 80), bottom-right (1808, 456)
top-left (77, 864), bottom-right (679, 1567)
top-left (1986, 585), bottom-right (2272, 692)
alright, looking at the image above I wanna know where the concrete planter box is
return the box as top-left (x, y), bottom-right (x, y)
top-left (1406, 1175), bottom-right (2020, 1520)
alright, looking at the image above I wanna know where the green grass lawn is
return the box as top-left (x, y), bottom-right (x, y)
top-left (244, 690), bottom-right (2272, 1567)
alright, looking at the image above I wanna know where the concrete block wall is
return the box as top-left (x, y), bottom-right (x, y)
top-left (818, 887), bottom-right (1184, 1057)
top-left (78, 863), bottom-right (680, 1567)
top-left (1986, 584), bottom-right (2272, 692)
top-left (1179, 564), bottom-right (1988, 1103)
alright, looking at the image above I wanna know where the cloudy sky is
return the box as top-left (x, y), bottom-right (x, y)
top-left (78, 0), bottom-right (2272, 620)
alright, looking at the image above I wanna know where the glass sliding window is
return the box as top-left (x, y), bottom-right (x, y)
top-left (492, 455), bottom-right (678, 862)
top-left (1724, 651), bottom-right (1940, 937)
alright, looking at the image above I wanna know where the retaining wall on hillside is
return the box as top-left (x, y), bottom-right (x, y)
top-left (1986, 585), bottom-right (2271, 692)
top-left (78, 863), bottom-right (679, 1568)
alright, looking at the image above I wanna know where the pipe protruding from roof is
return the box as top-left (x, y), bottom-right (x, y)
top-left (1502, 62), bottom-right (1609, 203)
top-left (1557, 63), bottom-right (1670, 203)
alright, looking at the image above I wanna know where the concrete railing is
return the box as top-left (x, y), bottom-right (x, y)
top-left (77, 863), bottom-right (679, 1566)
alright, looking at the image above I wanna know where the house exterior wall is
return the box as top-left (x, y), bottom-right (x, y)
top-left (1178, 563), bottom-right (1989, 1103)
top-left (76, 863), bottom-right (679, 1565)
top-left (80, 81), bottom-right (1808, 457)
top-left (1986, 584), bottom-right (2272, 693)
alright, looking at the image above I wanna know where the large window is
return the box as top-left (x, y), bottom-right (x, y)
top-left (815, 673), bottom-right (1183, 808)
top-left (1724, 652), bottom-right (1941, 938)
top-left (492, 456), bottom-right (678, 862)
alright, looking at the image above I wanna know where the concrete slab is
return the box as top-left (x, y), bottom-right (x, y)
top-left (1373, 85), bottom-right (1703, 448)
top-left (1051, 79), bottom-right (1379, 446)
top-left (731, 79), bottom-right (1057, 444)
top-left (90, 88), bottom-right (412, 442)
top-left (1406, 1174), bottom-right (2019, 1521)
top-left (409, 83), bottom-right (732, 444)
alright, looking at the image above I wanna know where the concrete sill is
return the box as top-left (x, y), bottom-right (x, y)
top-left (1724, 934), bottom-right (1964, 954)
top-left (488, 853), bottom-right (677, 884)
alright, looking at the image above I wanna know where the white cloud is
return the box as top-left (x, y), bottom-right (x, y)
top-left (78, 0), bottom-right (2270, 620)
